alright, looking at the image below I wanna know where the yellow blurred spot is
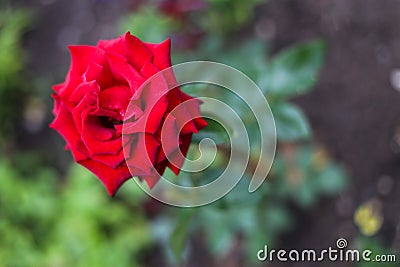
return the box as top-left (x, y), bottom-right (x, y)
top-left (354, 199), bottom-right (383, 236)
top-left (311, 147), bottom-right (329, 171)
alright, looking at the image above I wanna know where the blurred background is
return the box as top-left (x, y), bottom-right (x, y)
top-left (0, 0), bottom-right (399, 266)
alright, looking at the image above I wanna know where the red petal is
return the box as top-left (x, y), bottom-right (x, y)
top-left (68, 45), bottom-right (106, 75)
top-left (53, 83), bottom-right (64, 94)
top-left (139, 61), bottom-right (159, 78)
top-left (71, 86), bottom-right (99, 134)
top-left (81, 62), bottom-right (114, 89)
top-left (99, 85), bottom-right (131, 115)
top-left (70, 81), bottom-right (100, 105)
top-left (159, 115), bottom-right (180, 157)
top-left (106, 52), bottom-right (146, 94)
top-left (79, 159), bottom-right (131, 196)
top-left (166, 133), bottom-right (193, 175)
top-left (140, 174), bottom-right (161, 189)
top-left (81, 109), bottom-right (123, 155)
top-left (170, 91), bottom-right (199, 133)
top-left (83, 113), bottom-right (115, 141)
top-left (122, 95), bottom-right (169, 135)
top-left (58, 46), bottom-right (106, 101)
top-left (50, 102), bottom-right (87, 162)
top-left (51, 93), bottom-right (61, 116)
top-left (98, 32), bottom-right (154, 72)
top-left (125, 133), bottom-right (160, 175)
top-left (92, 151), bottom-right (126, 169)
top-left (146, 38), bottom-right (172, 70)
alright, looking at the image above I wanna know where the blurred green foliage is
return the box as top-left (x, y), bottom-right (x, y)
top-left (119, 7), bottom-right (177, 43)
top-left (0, 9), bottom-right (32, 144)
top-left (201, 0), bottom-right (266, 34)
top-left (264, 40), bottom-right (325, 141)
top-left (0, 160), bottom-right (151, 267)
top-left (356, 236), bottom-right (398, 267)
top-left (0, 9), bottom-right (31, 83)
top-left (170, 144), bottom-right (348, 264)
top-left (261, 40), bottom-right (325, 99)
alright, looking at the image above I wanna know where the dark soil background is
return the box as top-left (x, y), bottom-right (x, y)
top-left (7, 0), bottom-right (400, 266)
top-left (206, 2), bottom-right (400, 266)
top-left (263, 1), bottom-right (400, 266)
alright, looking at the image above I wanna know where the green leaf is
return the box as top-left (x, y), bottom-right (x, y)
top-left (217, 40), bottom-right (268, 80)
top-left (262, 39), bottom-right (325, 98)
top-left (272, 102), bottom-right (311, 141)
top-left (0, 8), bottom-right (32, 142)
top-left (192, 118), bottom-right (229, 144)
top-left (202, 0), bottom-right (265, 34)
top-left (247, 228), bottom-right (268, 264)
top-left (296, 182), bottom-right (317, 207)
top-left (199, 207), bottom-right (234, 255)
top-left (118, 7), bottom-right (176, 43)
top-left (169, 210), bottom-right (194, 263)
top-left (180, 83), bottom-right (209, 98)
top-left (315, 165), bottom-right (348, 194)
top-left (263, 205), bottom-right (292, 232)
top-left (0, 9), bottom-right (32, 84)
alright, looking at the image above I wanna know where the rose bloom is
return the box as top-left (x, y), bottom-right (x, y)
top-left (51, 32), bottom-right (207, 196)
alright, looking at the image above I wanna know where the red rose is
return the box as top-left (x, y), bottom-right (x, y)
top-left (51, 32), bottom-right (207, 196)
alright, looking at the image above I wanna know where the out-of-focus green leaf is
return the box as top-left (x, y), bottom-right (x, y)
top-left (169, 210), bottom-right (194, 263)
top-left (0, 161), bottom-right (151, 267)
top-left (272, 102), bottom-right (311, 141)
top-left (271, 145), bottom-right (349, 208)
top-left (314, 165), bottom-right (348, 194)
top-left (246, 204), bottom-right (293, 262)
top-left (224, 176), bottom-right (263, 206)
top-left (192, 118), bottom-right (229, 144)
top-left (0, 8), bottom-right (32, 142)
top-left (202, 0), bottom-right (265, 34)
top-left (199, 207), bottom-right (234, 255)
top-left (262, 40), bottom-right (325, 98)
top-left (216, 40), bottom-right (269, 79)
top-left (180, 83), bottom-right (209, 97)
top-left (0, 9), bottom-right (32, 84)
top-left (296, 182), bottom-right (316, 207)
top-left (246, 225), bottom-right (268, 264)
top-left (263, 205), bottom-right (292, 232)
top-left (118, 7), bottom-right (177, 43)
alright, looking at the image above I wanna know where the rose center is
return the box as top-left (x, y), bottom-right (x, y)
top-left (99, 116), bottom-right (123, 129)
